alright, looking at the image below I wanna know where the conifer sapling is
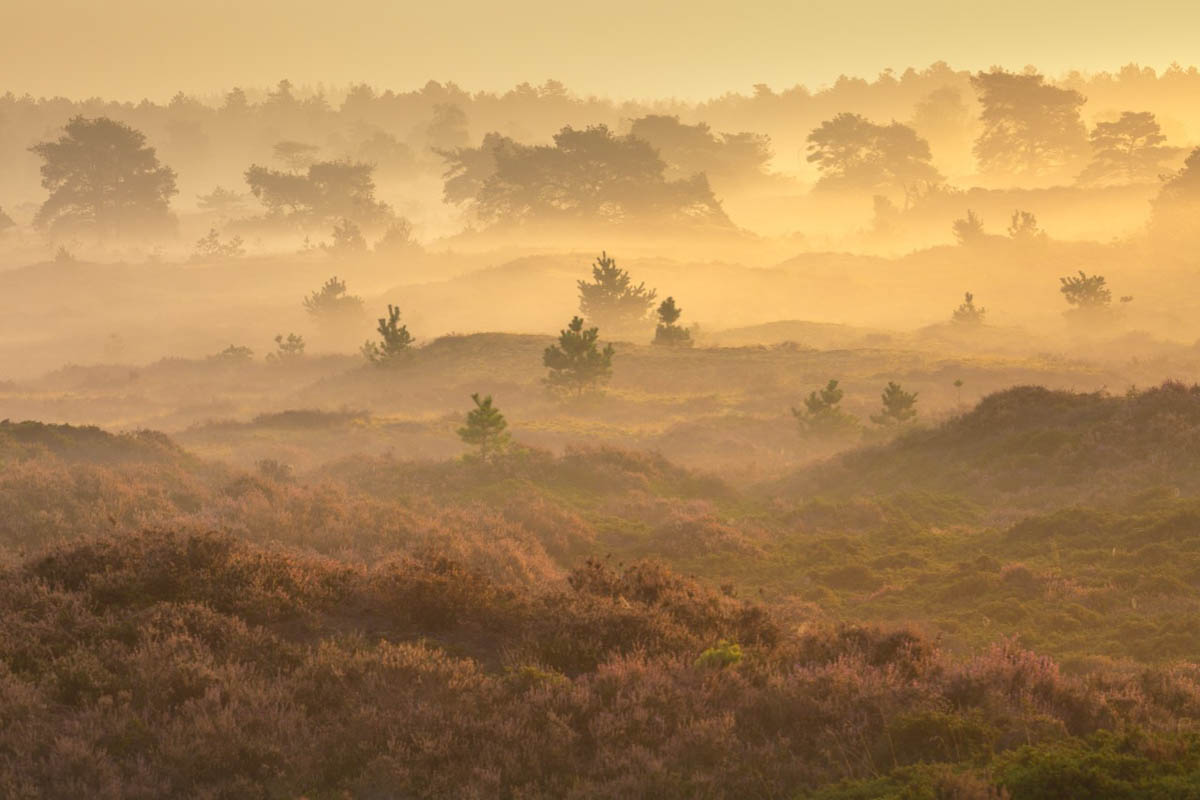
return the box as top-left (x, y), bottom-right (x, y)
top-left (457, 393), bottom-right (511, 461)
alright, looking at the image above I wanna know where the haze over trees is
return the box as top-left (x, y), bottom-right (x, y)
top-left (30, 116), bottom-right (178, 237)
top-left (1078, 111), bottom-right (1177, 184)
top-left (245, 159), bottom-right (392, 229)
top-left (971, 70), bottom-right (1087, 179)
top-left (542, 316), bottom-right (615, 395)
top-left (438, 125), bottom-right (733, 229)
top-left (806, 113), bottom-right (942, 192)
top-left (577, 251), bottom-right (657, 334)
top-left (627, 115), bottom-right (773, 189)
top-left (10, 47), bottom-right (1200, 800)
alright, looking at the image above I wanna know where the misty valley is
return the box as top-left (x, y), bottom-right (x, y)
top-left (3, 51), bottom-right (1200, 799)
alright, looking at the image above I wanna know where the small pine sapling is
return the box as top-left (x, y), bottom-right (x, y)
top-left (653, 296), bottom-right (692, 347)
top-left (543, 316), bottom-right (615, 396)
top-left (870, 381), bottom-right (918, 427)
top-left (267, 333), bottom-right (305, 362)
top-left (792, 379), bottom-right (859, 437)
top-left (951, 292), bottom-right (986, 325)
top-left (457, 393), bottom-right (511, 461)
top-left (362, 304), bottom-right (414, 366)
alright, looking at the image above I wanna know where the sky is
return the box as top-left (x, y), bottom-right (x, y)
top-left (2, 0), bottom-right (1196, 101)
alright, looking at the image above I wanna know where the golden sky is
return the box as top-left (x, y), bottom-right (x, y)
top-left (2, 0), bottom-right (1194, 100)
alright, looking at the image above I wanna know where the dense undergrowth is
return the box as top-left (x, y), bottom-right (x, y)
top-left (5, 529), bottom-right (1200, 798)
top-left (5, 382), bottom-right (1200, 795)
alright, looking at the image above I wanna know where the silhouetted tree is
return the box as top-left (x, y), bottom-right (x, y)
top-left (267, 333), bottom-right (305, 362)
top-left (628, 115), bottom-right (772, 187)
top-left (871, 382), bottom-right (918, 427)
top-left (1007, 210), bottom-right (1045, 242)
top-left (653, 297), bottom-right (692, 347)
top-left (792, 379), bottom-right (859, 436)
top-left (328, 218), bottom-right (367, 254)
top-left (971, 71), bottom-right (1087, 177)
top-left (245, 159), bottom-right (391, 228)
top-left (193, 228), bottom-right (245, 260)
top-left (1150, 147), bottom-right (1200, 243)
top-left (806, 113), bottom-right (941, 192)
top-left (0, 207), bottom-right (13, 234)
top-left (30, 116), bottom-right (177, 236)
top-left (951, 292), bottom-right (986, 325)
top-left (543, 316), bottom-right (615, 395)
top-left (439, 126), bottom-right (731, 229)
top-left (457, 394), bottom-right (511, 460)
top-left (578, 251), bottom-right (657, 333)
top-left (303, 276), bottom-right (365, 321)
top-left (1059, 270), bottom-right (1111, 308)
top-left (362, 304), bottom-right (414, 366)
top-left (952, 210), bottom-right (986, 245)
top-left (1079, 111), bottom-right (1176, 185)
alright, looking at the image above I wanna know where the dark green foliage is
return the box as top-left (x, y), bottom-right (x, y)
top-left (793, 379), bottom-right (859, 437)
top-left (30, 116), bottom-right (178, 236)
top-left (457, 393), bottom-right (511, 460)
top-left (952, 292), bottom-right (987, 325)
top-left (362, 304), bottom-right (414, 366)
top-left (871, 381), bottom-right (918, 427)
top-left (542, 316), bottom-right (615, 395)
top-left (653, 296), bottom-right (693, 347)
top-left (577, 251), bottom-right (657, 333)
top-left (1059, 270), bottom-right (1111, 308)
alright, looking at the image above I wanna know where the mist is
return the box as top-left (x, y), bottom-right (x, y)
top-left (3, 4), bottom-right (1200, 796)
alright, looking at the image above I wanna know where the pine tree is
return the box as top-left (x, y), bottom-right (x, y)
top-left (870, 382), bottom-right (918, 427)
top-left (952, 210), bottom-right (985, 245)
top-left (267, 333), bottom-right (305, 362)
top-left (792, 379), bottom-right (858, 436)
top-left (1059, 270), bottom-right (1111, 308)
top-left (328, 218), bottom-right (367, 254)
top-left (951, 292), bottom-right (986, 325)
top-left (543, 316), bottom-right (615, 395)
top-left (303, 276), bottom-right (364, 319)
top-left (577, 251), bottom-right (657, 333)
top-left (457, 393), bottom-right (511, 461)
top-left (653, 296), bottom-right (692, 347)
top-left (362, 304), bottom-right (414, 366)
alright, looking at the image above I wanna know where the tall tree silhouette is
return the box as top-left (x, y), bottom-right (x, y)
top-left (30, 116), bottom-right (177, 236)
top-left (806, 113), bottom-right (941, 192)
top-left (1078, 111), bottom-right (1177, 185)
top-left (438, 126), bottom-right (732, 229)
top-left (971, 71), bottom-right (1087, 177)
